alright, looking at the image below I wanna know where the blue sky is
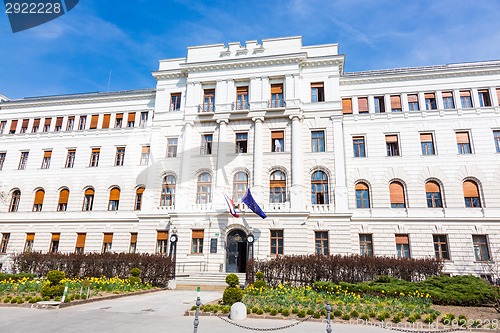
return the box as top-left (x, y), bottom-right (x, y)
top-left (1, 0), bottom-right (500, 100)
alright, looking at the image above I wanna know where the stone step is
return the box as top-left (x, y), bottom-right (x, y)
top-left (175, 272), bottom-right (246, 288)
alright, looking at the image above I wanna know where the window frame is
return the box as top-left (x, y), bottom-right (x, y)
top-left (456, 131), bottom-right (472, 155)
top-left (200, 134), bottom-right (213, 155)
top-left (170, 93), bottom-right (181, 112)
top-left (359, 234), bottom-right (373, 257)
top-left (196, 172), bottom-right (212, 204)
top-left (135, 187), bottom-right (145, 211)
top-left (161, 175), bottom-right (176, 206)
top-left (353, 136), bottom-right (366, 157)
top-left (311, 170), bottom-right (329, 205)
top-left (235, 132), bottom-right (248, 153)
top-left (167, 138), bottom-right (178, 157)
top-left (395, 234), bottom-right (411, 258)
top-left (18, 151), bottom-right (29, 170)
top-left (191, 230), bottom-right (204, 254)
top-left (355, 182), bottom-right (370, 208)
top-left (420, 133), bottom-right (435, 155)
top-left (493, 130), bottom-right (500, 153)
top-left (232, 171), bottom-right (248, 203)
top-left (425, 181), bottom-right (443, 208)
top-left (269, 170), bottom-right (286, 204)
top-left (472, 235), bottom-right (490, 261)
top-left (311, 82), bottom-right (325, 103)
top-left (271, 130), bottom-right (284, 152)
top-left (65, 149), bottom-right (76, 168)
top-left (385, 134), bottom-right (400, 157)
top-left (115, 147), bottom-right (126, 166)
top-left (89, 148), bottom-right (100, 167)
top-left (314, 231), bottom-right (329, 255)
top-left (311, 130), bottom-right (325, 152)
top-left (9, 190), bottom-right (21, 212)
top-left (270, 229), bottom-right (284, 255)
top-left (433, 234), bottom-right (450, 260)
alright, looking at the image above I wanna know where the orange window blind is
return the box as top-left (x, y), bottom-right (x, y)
top-left (109, 188), bottom-right (120, 201)
top-left (463, 180), bottom-right (479, 197)
top-left (390, 95), bottom-right (402, 109)
top-left (102, 114), bottom-right (110, 128)
top-left (103, 233), bottom-right (113, 243)
top-left (76, 233), bottom-right (86, 247)
top-left (389, 182), bottom-right (405, 204)
top-left (342, 98), bottom-right (352, 114)
top-left (90, 115), bottom-right (99, 129)
top-left (358, 97), bottom-right (368, 113)
top-left (34, 190), bottom-right (45, 205)
top-left (192, 230), bottom-right (204, 239)
top-left (59, 189), bottom-right (69, 204)
top-left (395, 234), bottom-right (409, 244)
top-left (425, 181), bottom-right (440, 193)
top-left (157, 231), bottom-right (169, 240)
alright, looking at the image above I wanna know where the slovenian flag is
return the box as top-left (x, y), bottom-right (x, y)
top-left (223, 193), bottom-right (239, 218)
top-left (242, 189), bottom-right (267, 219)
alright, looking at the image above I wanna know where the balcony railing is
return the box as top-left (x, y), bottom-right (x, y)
top-left (306, 204), bottom-right (335, 213)
top-left (232, 101), bottom-right (249, 111)
top-left (268, 99), bottom-right (285, 108)
top-left (198, 104), bottom-right (215, 113)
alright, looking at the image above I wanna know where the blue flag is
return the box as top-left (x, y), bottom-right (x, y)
top-left (242, 189), bottom-right (267, 219)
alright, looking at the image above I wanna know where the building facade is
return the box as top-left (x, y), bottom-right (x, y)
top-left (1, 36), bottom-right (500, 279)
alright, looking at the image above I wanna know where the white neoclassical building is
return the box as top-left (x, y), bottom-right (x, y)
top-left (1, 36), bottom-right (500, 279)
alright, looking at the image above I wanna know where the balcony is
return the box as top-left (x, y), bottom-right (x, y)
top-left (157, 205), bottom-right (175, 212)
top-left (306, 204), bottom-right (335, 213)
top-left (232, 101), bottom-right (249, 111)
top-left (198, 104), bottom-right (215, 113)
top-left (268, 99), bottom-right (285, 108)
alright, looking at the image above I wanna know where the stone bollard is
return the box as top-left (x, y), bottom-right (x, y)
top-left (230, 302), bottom-right (247, 321)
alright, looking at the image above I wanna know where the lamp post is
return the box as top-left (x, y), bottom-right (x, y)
top-left (325, 302), bottom-right (332, 333)
top-left (169, 228), bottom-right (178, 280)
top-left (193, 286), bottom-right (201, 333)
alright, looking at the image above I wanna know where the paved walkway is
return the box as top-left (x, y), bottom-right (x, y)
top-left (0, 289), bottom-right (391, 333)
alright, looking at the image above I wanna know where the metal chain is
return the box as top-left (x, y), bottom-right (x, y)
top-left (217, 315), bottom-right (312, 331)
top-left (385, 325), bottom-right (466, 333)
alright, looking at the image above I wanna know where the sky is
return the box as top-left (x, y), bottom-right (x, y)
top-left (1, 0), bottom-right (500, 100)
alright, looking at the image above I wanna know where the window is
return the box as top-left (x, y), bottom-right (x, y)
top-left (0, 233), bottom-right (10, 253)
top-left (473, 235), bottom-right (490, 261)
top-left (342, 98), bottom-right (352, 114)
top-left (129, 233), bottom-right (138, 253)
top-left (311, 131), bottom-right (325, 152)
top-left (82, 188), bottom-right (94, 211)
top-left (202, 89), bottom-right (215, 112)
top-left (374, 96), bottom-right (385, 113)
top-left (9, 119), bottom-right (18, 134)
top-left (20, 119), bottom-right (28, 133)
top-left (127, 112), bottom-right (136, 128)
top-left (115, 147), bottom-right (125, 166)
top-left (359, 234), bottom-right (373, 256)
top-left (420, 133), bottom-right (435, 155)
top-left (433, 234), bottom-right (450, 260)
top-left (18, 151), bottom-right (29, 170)
top-left (170, 93), bottom-right (181, 112)
top-left (385, 135), bottom-right (400, 156)
top-left (494, 130), bottom-right (500, 153)
top-left (75, 233), bottom-right (86, 254)
top-left (460, 90), bottom-right (473, 108)
top-left (156, 231), bottom-right (168, 254)
top-left (478, 89), bottom-right (491, 107)
top-left (66, 116), bottom-right (74, 131)
top-left (0, 152), bottom-right (5, 171)
top-left (315, 231), bottom-right (329, 255)
top-left (50, 233), bottom-right (60, 253)
top-left (425, 93), bottom-right (437, 110)
top-left (463, 180), bottom-right (481, 208)
top-left (54, 117), bottom-right (63, 132)
top-left (43, 118), bottom-right (52, 132)
top-left (442, 92), bottom-right (454, 109)
top-left (200, 134), bottom-right (213, 155)
top-left (140, 146), bottom-right (150, 165)
top-left (270, 170), bottom-right (286, 203)
top-left (426, 181), bottom-right (443, 208)
top-left (233, 172), bottom-right (248, 202)
top-left (161, 175), bottom-right (176, 206)
top-left (65, 149), bottom-right (76, 168)
top-left (196, 173), bottom-right (212, 204)
top-left (115, 113), bottom-right (123, 128)
top-left (78, 116), bottom-right (86, 130)
top-left (24, 233), bottom-right (35, 253)
top-left (311, 82), bottom-right (325, 102)
top-left (456, 131), bottom-right (472, 154)
top-left (41, 150), bottom-right (52, 169)
top-left (395, 234), bottom-right (410, 258)
top-left (0, 120), bottom-right (6, 134)
top-left (89, 148), bottom-right (100, 167)
top-left (390, 95), bottom-right (402, 112)
top-left (353, 136), bottom-right (366, 157)
top-left (407, 94), bottom-right (419, 111)
top-left (191, 230), bottom-right (204, 254)
top-left (167, 138), bottom-right (178, 157)
top-left (89, 115), bottom-right (99, 129)
top-left (271, 131), bottom-right (284, 152)
top-left (9, 190), bottom-right (21, 212)
top-left (358, 97), bottom-right (369, 113)
top-left (135, 187), bottom-right (144, 210)
top-left (235, 132), bottom-right (248, 153)
top-left (102, 233), bottom-right (113, 253)
top-left (139, 112), bottom-right (148, 127)
top-left (389, 181), bottom-right (406, 208)
top-left (33, 189), bottom-right (45, 212)
top-left (58, 189), bottom-right (69, 211)
top-left (270, 84), bottom-right (284, 108)
top-left (236, 86), bottom-right (249, 110)
top-left (102, 114), bottom-right (111, 129)
top-left (270, 230), bottom-right (284, 255)
top-left (355, 182), bottom-right (370, 208)
top-left (108, 187), bottom-right (120, 211)
top-left (311, 171), bottom-right (329, 204)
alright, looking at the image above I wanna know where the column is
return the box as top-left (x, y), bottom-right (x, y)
top-left (453, 89), bottom-right (462, 109)
top-left (384, 94), bottom-right (391, 113)
top-left (401, 94), bottom-right (409, 112)
top-left (418, 92), bottom-right (426, 111)
top-left (368, 96), bottom-right (375, 114)
top-left (290, 115), bottom-right (304, 210)
top-left (436, 91), bottom-right (444, 110)
top-left (352, 97), bottom-right (359, 115)
top-left (178, 121), bottom-right (194, 210)
top-left (252, 117), bottom-right (264, 202)
top-left (331, 116), bottom-right (349, 213)
top-left (214, 119), bottom-right (228, 208)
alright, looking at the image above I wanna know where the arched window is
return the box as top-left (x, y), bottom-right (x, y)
top-left (389, 181), bottom-right (406, 208)
top-left (108, 187), bottom-right (120, 211)
top-left (233, 172), bottom-right (248, 202)
top-left (270, 170), bottom-right (286, 203)
top-left (355, 182), bottom-right (370, 208)
top-left (33, 189), bottom-right (45, 212)
top-left (161, 175), bottom-right (176, 206)
top-left (463, 180), bottom-right (481, 207)
top-left (311, 171), bottom-right (329, 204)
top-left (58, 189), bottom-right (69, 211)
top-left (196, 173), bottom-right (212, 204)
top-left (82, 188), bottom-right (94, 211)
top-left (425, 181), bottom-right (443, 208)
top-left (135, 187), bottom-right (144, 211)
top-left (9, 190), bottom-right (21, 212)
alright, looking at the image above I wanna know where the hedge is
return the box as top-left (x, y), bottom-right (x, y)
top-left (12, 252), bottom-right (173, 287)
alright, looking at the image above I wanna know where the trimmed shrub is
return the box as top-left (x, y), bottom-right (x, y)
top-left (47, 270), bottom-right (65, 285)
top-left (225, 273), bottom-right (239, 287)
top-left (130, 268), bottom-right (141, 277)
top-left (223, 286), bottom-right (243, 305)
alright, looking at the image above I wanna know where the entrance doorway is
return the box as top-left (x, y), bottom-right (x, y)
top-left (226, 229), bottom-right (248, 273)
